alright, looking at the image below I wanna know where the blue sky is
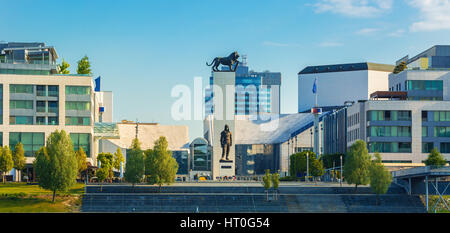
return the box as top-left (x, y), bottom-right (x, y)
top-left (2, 0), bottom-right (450, 140)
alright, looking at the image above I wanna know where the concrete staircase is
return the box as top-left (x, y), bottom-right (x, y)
top-left (81, 184), bottom-right (426, 213)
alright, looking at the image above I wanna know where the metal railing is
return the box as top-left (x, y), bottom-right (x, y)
top-left (392, 165), bottom-right (450, 178)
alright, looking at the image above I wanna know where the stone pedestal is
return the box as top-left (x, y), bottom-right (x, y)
top-left (211, 72), bottom-right (235, 180)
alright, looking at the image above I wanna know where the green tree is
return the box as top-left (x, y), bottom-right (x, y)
top-left (145, 137), bottom-right (178, 192)
top-left (271, 172), bottom-right (280, 200)
top-left (322, 153), bottom-right (344, 169)
top-left (369, 153), bottom-right (392, 205)
top-left (113, 148), bottom-right (125, 172)
top-left (0, 146), bottom-right (14, 183)
top-left (424, 148), bottom-right (447, 166)
top-left (311, 157), bottom-right (325, 179)
top-left (75, 147), bottom-right (87, 180)
top-left (97, 152), bottom-right (114, 181)
top-left (76, 55), bottom-right (92, 75)
top-left (58, 58), bottom-right (70, 74)
top-left (13, 142), bottom-right (26, 182)
top-left (393, 61), bottom-right (407, 74)
top-left (262, 169), bottom-right (271, 200)
top-left (290, 151), bottom-right (322, 179)
top-left (34, 130), bottom-right (78, 202)
top-left (124, 138), bottom-right (145, 186)
top-left (344, 140), bottom-right (371, 192)
top-left (95, 167), bottom-right (108, 192)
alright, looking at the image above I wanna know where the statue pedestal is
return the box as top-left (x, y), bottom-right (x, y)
top-left (211, 72), bottom-right (236, 180)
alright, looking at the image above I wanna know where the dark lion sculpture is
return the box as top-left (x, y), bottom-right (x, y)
top-left (206, 51), bottom-right (240, 72)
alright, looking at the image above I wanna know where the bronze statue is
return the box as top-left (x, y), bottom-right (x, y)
top-left (220, 124), bottom-right (232, 161)
top-left (206, 51), bottom-right (240, 72)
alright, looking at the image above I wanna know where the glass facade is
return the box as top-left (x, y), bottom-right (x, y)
top-left (65, 86), bottom-right (90, 95)
top-left (70, 133), bottom-right (91, 157)
top-left (368, 142), bottom-right (412, 153)
top-left (9, 132), bottom-right (45, 157)
top-left (440, 143), bottom-right (450, 153)
top-left (406, 80), bottom-right (443, 91)
top-left (192, 143), bottom-right (210, 171)
top-left (9, 116), bottom-right (33, 125)
top-left (422, 142), bottom-right (434, 153)
top-left (367, 110), bottom-right (412, 121)
top-left (10, 85), bottom-right (33, 94)
top-left (433, 127), bottom-right (450, 137)
top-left (66, 117), bottom-right (90, 126)
top-left (368, 126), bottom-right (411, 137)
top-left (432, 111), bottom-right (450, 121)
top-left (65, 101), bottom-right (90, 111)
top-left (172, 150), bottom-right (189, 175)
top-left (235, 144), bottom-right (278, 175)
top-left (10, 100), bottom-right (33, 109)
top-left (0, 69), bottom-right (51, 75)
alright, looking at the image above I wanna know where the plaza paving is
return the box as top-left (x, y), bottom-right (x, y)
top-left (81, 182), bottom-right (426, 213)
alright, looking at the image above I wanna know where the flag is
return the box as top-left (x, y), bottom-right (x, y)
top-left (94, 76), bottom-right (101, 92)
top-left (312, 78), bottom-right (317, 94)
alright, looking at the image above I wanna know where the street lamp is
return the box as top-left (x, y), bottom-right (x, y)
top-left (340, 155), bottom-right (343, 187)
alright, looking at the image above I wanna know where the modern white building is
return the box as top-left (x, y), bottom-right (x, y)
top-left (298, 62), bottom-right (395, 113)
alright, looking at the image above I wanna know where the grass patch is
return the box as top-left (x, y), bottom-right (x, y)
top-left (0, 182), bottom-right (85, 213)
top-left (420, 195), bottom-right (450, 213)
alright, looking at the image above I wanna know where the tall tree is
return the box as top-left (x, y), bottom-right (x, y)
top-left (311, 157), bottom-right (325, 179)
top-left (0, 146), bottom-right (14, 183)
top-left (124, 138), bottom-right (145, 186)
top-left (58, 58), bottom-right (70, 74)
top-left (95, 167), bottom-right (108, 192)
top-left (75, 147), bottom-right (88, 180)
top-left (344, 140), bottom-right (371, 192)
top-left (97, 152), bottom-right (114, 181)
top-left (113, 148), bottom-right (125, 172)
top-left (369, 153), bottom-right (392, 205)
top-left (424, 148), bottom-right (447, 166)
top-left (34, 130), bottom-right (78, 202)
top-left (289, 151), bottom-right (322, 179)
top-left (145, 137), bottom-right (178, 192)
top-left (13, 143), bottom-right (26, 182)
top-left (76, 55), bottom-right (92, 75)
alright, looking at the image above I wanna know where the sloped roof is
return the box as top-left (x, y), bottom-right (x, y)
top-left (298, 62), bottom-right (395, 75)
top-left (235, 113), bottom-right (319, 144)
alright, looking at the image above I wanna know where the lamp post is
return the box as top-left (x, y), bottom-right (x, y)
top-left (306, 151), bottom-right (309, 183)
top-left (340, 155), bottom-right (343, 187)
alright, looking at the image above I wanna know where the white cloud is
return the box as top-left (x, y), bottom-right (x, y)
top-left (355, 28), bottom-right (380, 35)
top-left (318, 42), bottom-right (344, 47)
top-left (313, 0), bottom-right (393, 18)
top-left (388, 29), bottom-right (405, 37)
top-left (409, 0), bottom-right (450, 32)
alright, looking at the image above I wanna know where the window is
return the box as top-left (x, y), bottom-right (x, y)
top-left (48, 85), bottom-right (58, 97)
top-left (66, 101), bottom-right (90, 111)
top-left (9, 116), bottom-right (33, 125)
top-left (434, 127), bottom-right (450, 137)
top-left (422, 142), bottom-right (434, 153)
top-left (368, 142), bottom-right (412, 153)
top-left (440, 143), bottom-right (450, 153)
top-left (65, 117), bottom-right (90, 126)
top-left (369, 126), bottom-right (411, 137)
top-left (9, 132), bottom-right (44, 157)
top-left (10, 85), bottom-right (33, 94)
top-left (36, 101), bottom-right (46, 112)
top-left (65, 86), bottom-right (90, 95)
top-left (407, 80), bottom-right (443, 91)
top-left (422, 111), bottom-right (428, 122)
top-left (48, 117), bottom-right (58, 125)
top-left (36, 85), bottom-right (46, 96)
top-left (36, 117), bottom-right (45, 125)
top-left (432, 111), bottom-right (450, 121)
top-left (70, 133), bottom-right (91, 157)
top-left (422, 126), bottom-right (428, 137)
top-left (10, 100), bottom-right (33, 109)
top-left (367, 111), bottom-right (411, 121)
top-left (48, 101), bottom-right (58, 113)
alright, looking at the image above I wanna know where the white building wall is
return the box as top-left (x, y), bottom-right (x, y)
top-left (298, 70), bottom-right (369, 112)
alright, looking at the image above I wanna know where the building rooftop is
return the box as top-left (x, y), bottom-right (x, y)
top-left (235, 113), bottom-right (329, 144)
top-left (298, 62), bottom-right (395, 75)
